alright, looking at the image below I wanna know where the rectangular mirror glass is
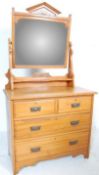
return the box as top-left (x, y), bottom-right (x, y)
top-left (14, 18), bottom-right (69, 68)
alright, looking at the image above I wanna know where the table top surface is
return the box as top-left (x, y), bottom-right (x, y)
top-left (5, 86), bottom-right (95, 100)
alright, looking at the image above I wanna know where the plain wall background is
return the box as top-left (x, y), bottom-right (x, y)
top-left (0, 0), bottom-right (99, 133)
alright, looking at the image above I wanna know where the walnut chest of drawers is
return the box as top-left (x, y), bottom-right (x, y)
top-left (5, 86), bottom-right (95, 174)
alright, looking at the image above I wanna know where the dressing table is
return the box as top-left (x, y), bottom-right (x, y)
top-left (5, 2), bottom-right (95, 175)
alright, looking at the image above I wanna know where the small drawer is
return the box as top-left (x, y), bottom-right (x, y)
top-left (15, 113), bottom-right (90, 139)
top-left (15, 132), bottom-right (89, 162)
top-left (14, 99), bottom-right (55, 118)
top-left (59, 96), bottom-right (91, 113)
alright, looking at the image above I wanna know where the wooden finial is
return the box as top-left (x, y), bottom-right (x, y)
top-left (12, 8), bottom-right (15, 14)
top-left (68, 42), bottom-right (74, 78)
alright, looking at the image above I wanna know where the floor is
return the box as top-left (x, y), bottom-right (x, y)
top-left (0, 128), bottom-right (99, 175)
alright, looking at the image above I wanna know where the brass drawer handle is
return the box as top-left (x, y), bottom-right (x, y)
top-left (70, 120), bottom-right (80, 126)
top-left (30, 126), bottom-right (41, 131)
top-left (69, 140), bottom-right (78, 145)
top-left (30, 106), bottom-right (41, 112)
top-left (31, 147), bottom-right (40, 153)
top-left (71, 103), bottom-right (80, 108)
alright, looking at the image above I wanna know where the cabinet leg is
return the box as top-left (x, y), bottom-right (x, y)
top-left (84, 150), bottom-right (89, 159)
top-left (84, 154), bottom-right (89, 159)
top-left (12, 167), bottom-right (17, 175)
top-left (13, 171), bottom-right (16, 175)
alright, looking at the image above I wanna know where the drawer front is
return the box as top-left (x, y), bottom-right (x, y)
top-left (59, 96), bottom-right (91, 113)
top-left (15, 113), bottom-right (90, 139)
top-left (15, 132), bottom-right (89, 162)
top-left (14, 99), bottom-right (55, 118)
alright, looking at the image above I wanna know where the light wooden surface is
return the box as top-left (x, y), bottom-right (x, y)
top-left (5, 4), bottom-right (73, 91)
top-left (15, 113), bottom-right (91, 139)
top-left (26, 2), bottom-right (61, 14)
top-left (15, 146), bottom-right (88, 172)
top-left (5, 86), bottom-right (95, 100)
top-left (6, 98), bottom-right (16, 175)
top-left (15, 131), bottom-right (89, 160)
top-left (59, 96), bottom-right (92, 113)
top-left (5, 89), bottom-right (95, 174)
top-left (6, 40), bottom-right (74, 90)
top-left (12, 11), bottom-right (71, 69)
top-left (14, 99), bottom-right (56, 117)
top-left (4, 3), bottom-right (96, 175)
top-left (15, 131), bottom-right (89, 172)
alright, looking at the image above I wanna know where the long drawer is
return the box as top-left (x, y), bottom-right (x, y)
top-left (59, 96), bottom-right (91, 113)
top-left (14, 99), bottom-right (56, 118)
top-left (15, 113), bottom-right (91, 139)
top-left (15, 132), bottom-right (89, 162)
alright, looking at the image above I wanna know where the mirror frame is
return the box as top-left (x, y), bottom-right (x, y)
top-left (12, 10), bottom-right (71, 69)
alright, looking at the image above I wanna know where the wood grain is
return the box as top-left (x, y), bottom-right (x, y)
top-left (26, 2), bottom-right (61, 14)
top-left (59, 96), bottom-right (92, 113)
top-left (5, 87), bottom-right (95, 100)
top-left (14, 99), bottom-right (56, 118)
top-left (15, 131), bottom-right (89, 162)
top-left (15, 147), bottom-right (88, 173)
top-left (15, 113), bottom-right (91, 139)
top-left (4, 3), bottom-right (96, 175)
top-left (12, 13), bottom-right (70, 69)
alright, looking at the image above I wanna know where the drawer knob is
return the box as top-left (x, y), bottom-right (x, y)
top-left (30, 106), bottom-right (41, 112)
top-left (69, 140), bottom-right (78, 145)
top-left (30, 126), bottom-right (41, 131)
top-left (71, 103), bottom-right (80, 108)
top-left (31, 147), bottom-right (40, 153)
top-left (70, 120), bottom-right (80, 126)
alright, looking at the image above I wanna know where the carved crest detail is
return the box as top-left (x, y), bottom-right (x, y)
top-left (26, 2), bottom-right (61, 16)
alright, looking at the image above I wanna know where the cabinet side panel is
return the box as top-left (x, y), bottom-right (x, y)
top-left (85, 95), bottom-right (94, 158)
top-left (6, 96), bottom-right (16, 174)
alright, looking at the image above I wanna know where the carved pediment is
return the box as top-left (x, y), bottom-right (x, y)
top-left (26, 2), bottom-right (61, 17)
